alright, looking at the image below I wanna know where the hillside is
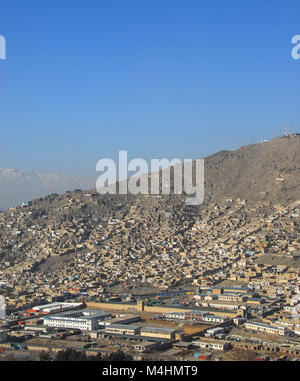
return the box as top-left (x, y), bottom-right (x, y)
top-left (0, 135), bottom-right (299, 294)
top-left (1, 134), bottom-right (299, 211)
top-left (203, 135), bottom-right (300, 203)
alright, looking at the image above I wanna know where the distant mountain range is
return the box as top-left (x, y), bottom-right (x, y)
top-left (0, 168), bottom-right (95, 210)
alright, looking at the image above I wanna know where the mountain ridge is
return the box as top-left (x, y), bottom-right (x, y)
top-left (1, 134), bottom-right (300, 210)
top-left (0, 168), bottom-right (95, 210)
top-left (203, 135), bottom-right (300, 204)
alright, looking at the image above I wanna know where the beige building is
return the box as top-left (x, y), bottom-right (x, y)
top-left (104, 324), bottom-right (141, 335)
top-left (245, 321), bottom-right (286, 336)
top-left (140, 327), bottom-right (177, 340)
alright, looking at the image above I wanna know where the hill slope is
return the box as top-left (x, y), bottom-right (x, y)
top-left (0, 135), bottom-right (299, 294)
top-left (203, 135), bottom-right (300, 203)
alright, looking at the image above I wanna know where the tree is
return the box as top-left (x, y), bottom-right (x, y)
top-left (87, 352), bottom-right (103, 361)
top-left (55, 348), bottom-right (87, 361)
top-left (53, 348), bottom-right (132, 362)
top-left (103, 349), bottom-right (133, 361)
top-left (39, 351), bottom-right (51, 361)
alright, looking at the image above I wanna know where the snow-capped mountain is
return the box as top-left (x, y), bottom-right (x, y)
top-left (0, 168), bottom-right (95, 210)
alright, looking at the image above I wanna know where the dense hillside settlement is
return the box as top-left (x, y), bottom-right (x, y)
top-left (0, 135), bottom-right (300, 361)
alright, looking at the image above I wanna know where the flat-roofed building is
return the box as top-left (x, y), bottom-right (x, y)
top-left (223, 287), bottom-right (249, 294)
top-left (192, 338), bottom-right (231, 351)
top-left (43, 309), bottom-right (110, 331)
top-left (205, 327), bottom-right (225, 337)
top-left (140, 327), bottom-right (177, 340)
top-left (184, 310), bottom-right (207, 321)
top-left (134, 341), bottom-right (165, 353)
top-left (173, 341), bottom-right (194, 350)
top-left (104, 324), bottom-right (141, 335)
top-left (29, 302), bottom-right (83, 314)
top-left (246, 298), bottom-right (263, 305)
top-left (245, 321), bottom-right (286, 336)
top-left (218, 294), bottom-right (245, 302)
top-left (202, 314), bottom-right (229, 324)
top-left (207, 301), bottom-right (241, 310)
top-left (99, 314), bottom-right (140, 327)
top-left (164, 311), bottom-right (185, 320)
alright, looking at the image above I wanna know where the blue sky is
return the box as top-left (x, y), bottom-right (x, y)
top-left (0, 0), bottom-right (299, 177)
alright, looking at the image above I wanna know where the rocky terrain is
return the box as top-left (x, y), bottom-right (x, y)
top-left (203, 135), bottom-right (300, 203)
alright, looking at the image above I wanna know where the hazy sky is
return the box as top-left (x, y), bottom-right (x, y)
top-left (1, 0), bottom-right (300, 177)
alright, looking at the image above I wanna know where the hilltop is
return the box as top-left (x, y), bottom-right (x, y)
top-left (203, 135), bottom-right (300, 203)
top-left (1, 134), bottom-right (299, 211)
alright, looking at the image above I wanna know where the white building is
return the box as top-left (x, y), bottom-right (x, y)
top-left (205, 327), bottom-right (225, 337)
top-left (31, 302), bottom-right (83, 314)
top-left (192, 339), bottom-right (230, 351)
top-left (202, 314), bottom-right (229, 324)
top-left (98, 314), bottom-right (140, 327)
top-left (43, 309), bottom-right (110, 331)
top-left (164, 311), bottom-right (185, 320)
